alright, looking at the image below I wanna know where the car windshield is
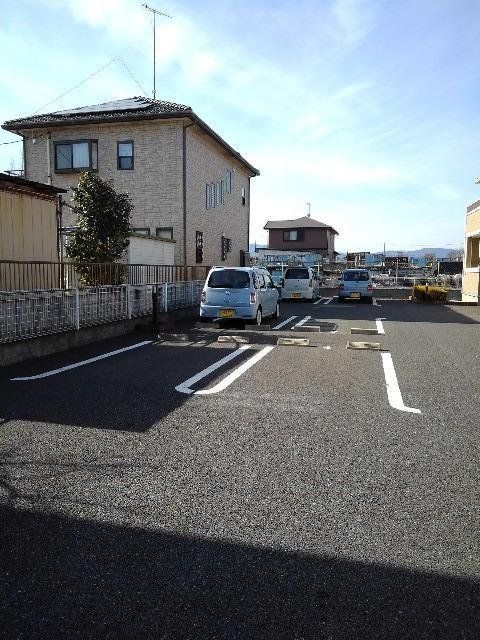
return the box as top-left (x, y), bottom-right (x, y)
top-left (285, 268), bottom-right (309, 279)
top-left (208, 270), bottom-right (251, 289)
top-left (343, 271), bottom-right (369, 281)
top-left (267, 269), bottom-right (283, 285)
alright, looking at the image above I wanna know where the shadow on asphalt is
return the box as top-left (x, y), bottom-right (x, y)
top-left (0, 341), bottom-right (255, 432)
top-left (1, 505), bottom-right (478, 639)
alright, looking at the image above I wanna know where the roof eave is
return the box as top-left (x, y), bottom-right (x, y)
top-left (2, 110), bottom-right (260, 177)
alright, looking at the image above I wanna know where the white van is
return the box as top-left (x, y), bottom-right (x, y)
top-left (280, 266), bottom-right (320, 301)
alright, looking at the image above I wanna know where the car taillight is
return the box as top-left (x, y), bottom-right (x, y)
top-left (250, 291), bottom-right (257, 304)
top-left (339, 283), bottom-right (344, 290)
top-left (200, 290), bottom-right (206, 303)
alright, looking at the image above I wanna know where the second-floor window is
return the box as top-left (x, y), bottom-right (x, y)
top-left (283, 229), bottom-right (304, 241)
top-left (54, 140), bottom-right (97, 172)
top-left (117, 141), bottom-right (134, 170)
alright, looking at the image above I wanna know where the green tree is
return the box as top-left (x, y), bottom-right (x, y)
top-left (66, 172), bottom-right (133, 284)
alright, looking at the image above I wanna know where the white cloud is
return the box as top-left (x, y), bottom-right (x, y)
top-left (430, 183), bottom-right (463, 201)
top-left (331, 0), bottom-right (377, 48)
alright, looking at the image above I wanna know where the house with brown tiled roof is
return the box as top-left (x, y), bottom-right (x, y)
top-left (2, 97), bottom-right (259, 267)
top-left (264, 216), bottom-right (338, 261)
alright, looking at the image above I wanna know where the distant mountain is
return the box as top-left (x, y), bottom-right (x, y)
top-left (251, 244), bottom-right (460, 259)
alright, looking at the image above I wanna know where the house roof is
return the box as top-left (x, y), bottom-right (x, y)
top-left (2, 97), bottom-right (259, 176)
top-left (0, 172), bottom-right (67, 197)
top-left (264, 216), bottom-right (338, 234)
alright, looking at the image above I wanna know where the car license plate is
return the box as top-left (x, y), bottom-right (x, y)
top-left (292, 292), bottom-right (301, 298)
top-left (219, 309), bottom-right (235, 318)
top-left (351, 292), bottom-right (361, 299)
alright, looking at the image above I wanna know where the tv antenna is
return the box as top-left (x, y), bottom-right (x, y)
top-left (142, 3), bottom-right (173, 100)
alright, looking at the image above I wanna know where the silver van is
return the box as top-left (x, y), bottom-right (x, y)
top-left (280, 266), bottom-right (320, 301)
top-left (338, 269), bottom-right (373, 302)
top-left (200, 266), bottom-right (280, 325)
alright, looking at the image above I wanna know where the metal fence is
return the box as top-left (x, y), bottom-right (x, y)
top-left (0, 261), bottom-right (212, 291)
top-left (0, 281), bottom-right (204, 344)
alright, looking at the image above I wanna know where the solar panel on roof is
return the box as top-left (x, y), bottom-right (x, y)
top-left (51, 98), bottom-right (150, 116)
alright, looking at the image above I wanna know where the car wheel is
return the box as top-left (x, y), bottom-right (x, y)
top-left (255, 308), bottom-right (262, 325)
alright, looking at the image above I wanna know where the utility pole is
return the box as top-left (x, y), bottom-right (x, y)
top-left (142, 3), bottom-right (172, 100)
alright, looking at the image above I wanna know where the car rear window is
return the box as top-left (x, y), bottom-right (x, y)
top-left (343, 271), bottom-right (370, 281)
top-left (208, 270), bottom-right (251, 289)
top-left (285, 268), bottom-right (309, 279)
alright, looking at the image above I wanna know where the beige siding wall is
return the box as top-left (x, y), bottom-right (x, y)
top-left (462, 206), bottom-right (480, 302)
top-left (0, 190), bottom-right (57, 261)
top-left (185, 125), bottom-right (251, 266)
top-left (466, 208), bottom-right (480, 235)
top-left (462, 270), bottom-right (479, 301)
top-left (23, 120), bottom-right (185, 263)
top-left (127, 235), bottom-right (175, 265)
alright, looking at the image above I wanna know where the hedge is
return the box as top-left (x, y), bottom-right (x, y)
top-left (412, 285), bottom-right (447, 303)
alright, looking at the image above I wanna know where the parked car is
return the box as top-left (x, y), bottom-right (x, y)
top-left (266, 266), bottom-right (284, 288)
top-left (338, 269), bottom-right (373, 303)
top-left (200, 266), bottom-right (280, 325)
top-left (280, 266), bottom-right (320, 301)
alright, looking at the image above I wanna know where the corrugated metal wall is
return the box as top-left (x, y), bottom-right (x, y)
top-left (0, 190), bottom-right (58, 289)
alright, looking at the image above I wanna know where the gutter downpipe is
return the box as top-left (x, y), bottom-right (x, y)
top-left (182, 119), bottom-right (194, 267)
top-left (46, 132), bottom-right (52, 185)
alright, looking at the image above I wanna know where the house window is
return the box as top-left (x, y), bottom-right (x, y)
top-left (216, 182), bottom-right (221, 206)
top-left (196, 231), bottom-right (204, 263)
top-left (117, 141), bottom-right (134, 170)
top-left (205, 184), bottom-right (210, 209)
top-left (130, 227), bottom-right (150, 236)
top-left (54, 140), bottom-right (98, 172)
top-left (156, 227), bottom-right (173, 240)
top-left (241, 187), bottom-right (246, 206)
top-left (221, 236), bottom-right (232, 261)
top-left (226, 169), bottom-right (233, 193)
top-left (221, 180), bottom-right (225, 204)
top-left (211, 182), bottom-right (216, 207)
top-left (283, 229), bottom-right (304, 242)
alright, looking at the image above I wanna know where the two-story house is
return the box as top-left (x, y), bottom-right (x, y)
top-left (264, 216), bottom-right (338, 261)
top-left (2, 97), bottom-right (259, 266)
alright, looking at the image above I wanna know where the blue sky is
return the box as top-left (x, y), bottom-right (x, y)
top-left (1, 0), bottom-right (479, 252)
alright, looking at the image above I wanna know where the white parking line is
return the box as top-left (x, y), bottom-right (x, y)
top-left (323, 297), bottom-right (333, 305)
top-left (175, 345), bottom-right (251, 394)
top-left (272, 315), bottom-right (298, 330)
top-left (294, 315), bottom-right (311, 328)
top-left (381, 352), bottom-right (421, 414)
top-left (196, 346), bottom-right (275, 395)
top-left (10, 341), bottom-right (153, 381)
top-left (175, 345), bottom-right (274, 395)
top-left (313, 298), bottom-right (324, 305)
top-left (375, 317), bottom-right (386, 335)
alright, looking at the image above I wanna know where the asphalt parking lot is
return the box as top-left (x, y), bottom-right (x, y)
top-left (1, 298), bottom-right (479, 639)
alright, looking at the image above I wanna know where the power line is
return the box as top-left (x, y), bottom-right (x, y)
top-left (0, 140), bottom-right (21, 146)
top-left (32, 59), bottom-right (118, 115)
top-left (116, 58), bottom-right (148, 96)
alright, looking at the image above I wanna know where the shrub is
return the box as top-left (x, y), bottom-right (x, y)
top-left (412, 285), bottom-right (447, 303)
